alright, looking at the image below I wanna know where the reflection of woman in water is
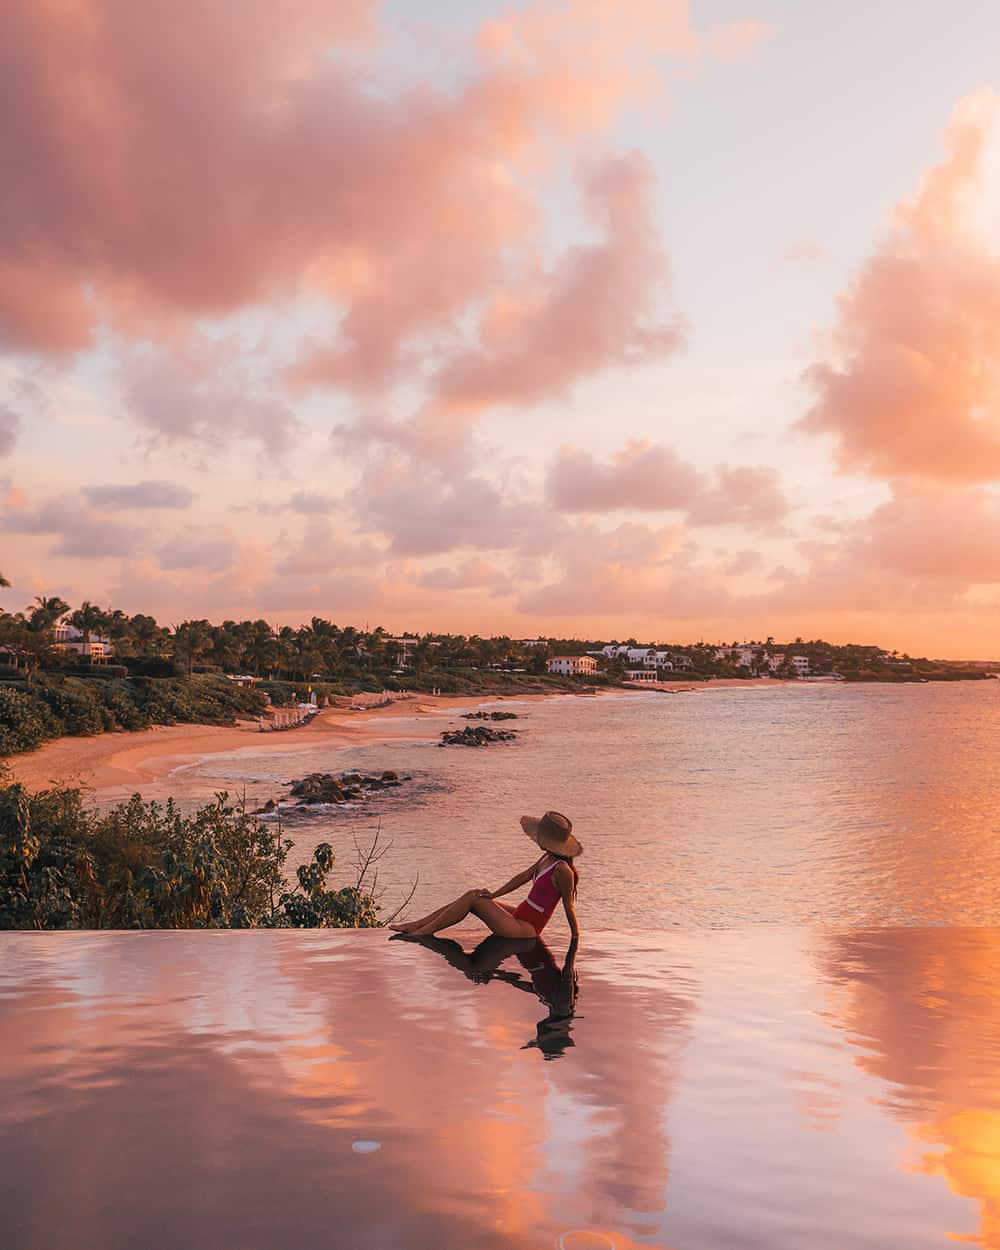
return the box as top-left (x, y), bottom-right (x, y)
top-left (410, 931), bottom-right (580, 1058)
top-left (389, 811), bottom-right (581, 940)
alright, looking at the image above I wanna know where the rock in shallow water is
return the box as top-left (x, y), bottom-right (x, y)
top-left (439, 725), bottom-right (518, 747)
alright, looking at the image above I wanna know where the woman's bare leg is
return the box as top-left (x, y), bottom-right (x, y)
top-left (410, 893), bottom-right (536, 939)
top-left (406, 891), bottom-right (477, 934)
top-left (390, 895), bottom-right (470, 935)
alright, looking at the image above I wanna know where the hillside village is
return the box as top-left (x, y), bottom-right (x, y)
top-left (540, 639), bottom-right (995, 683)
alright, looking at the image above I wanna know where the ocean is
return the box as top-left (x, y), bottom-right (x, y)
top-left (177, 681), bottom-right (1000, 929)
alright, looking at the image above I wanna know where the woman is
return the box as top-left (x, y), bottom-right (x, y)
top-left (389, 810), bottom-right (581, 940)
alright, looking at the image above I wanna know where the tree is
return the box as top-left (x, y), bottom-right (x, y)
top-left (68, 601), bottom-right (109, 653)
top-left (29, 596), bottom-right (70, 632)
top-left (0, 573), bottom-right (9, 589)
top-left (244, 619), bottom-right (278, 676)
top-left (0, 616), bottom-right (55, 682)
top-left (105, 612), bottom-right (168, 660)
top-left (173, 619), bottom-right (215, 675)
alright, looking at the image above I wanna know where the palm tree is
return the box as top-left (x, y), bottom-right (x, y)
top-left (244, 619), bottom-right (277, 677)
top-left (29, 595), bottom-right (70, 630)
top-left (172, 619), bottom-right (215, 675)
top-left (68, 601), bottom-right (109, 654)
top-left (0, 613), bottom-right (54, 682)
top-left (128, 613), bottom-right (169, 658)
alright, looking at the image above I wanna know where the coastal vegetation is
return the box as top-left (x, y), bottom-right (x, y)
top-left (0, 675), bottom-right (267, 756)
top-left (0, 779), bottom-right (382, 930)
top-left (0, 588), bottom-right (993, 759)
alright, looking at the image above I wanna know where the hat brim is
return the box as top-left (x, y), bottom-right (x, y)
top-left (520, 815), bottom-right (582, 858)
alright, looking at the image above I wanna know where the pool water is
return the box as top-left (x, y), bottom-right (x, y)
top-left (2, 926), bottom-right (998, 1249)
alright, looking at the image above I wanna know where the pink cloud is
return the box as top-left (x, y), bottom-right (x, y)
top-left (515, 519), bottom-right (738, 618)
top-left (417, 558), bottom-right (513, 594)
top-left (1, 0), bottom-right (709, 381)
top-left (156, 534), bottom-right (239, 574)
top-left (84, 481), bottom-right (194, 510)
top-left (548, 440), bottom-right (702, 510)
top-left (419, 153), bottom-right (683, 422)
top-left (800, 90), bottom-right (1000, 482)
top-left (547, 441), bottom-right (788, 526)
top-left (351, 457), bottom-right (564, 556)
top-left (687, 464), bottom-right (788, 528)
top-left (122, 350), bottom-right (299, 455)
top-left (809, 485), bottom-right (1000, 590)
top-left (274, 518), bottom-right (385, 576)
top-left (0, 493), bottom-right (145, 559)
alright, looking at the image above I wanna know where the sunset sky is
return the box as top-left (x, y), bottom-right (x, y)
top-left (3, 0), bottom-right (1000, 656)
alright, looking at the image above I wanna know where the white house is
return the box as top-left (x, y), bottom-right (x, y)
top-left (789, 655), bottom-right (810, 675)
top-left (547, 655), bottom-right (598, 677)
top-left (623, 669), bottom-right (658, 683)
top-left (716, 643), bottom-right (764, 669)
top-left (599, 645), bottom-right (685, 671)
top-left (52, 624), bottom-right (113, 662)
top-left (767, 653), bottom-right (786, 672)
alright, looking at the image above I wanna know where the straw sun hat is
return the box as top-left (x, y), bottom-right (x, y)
top-left (520, 810), bottom-right (582, 858)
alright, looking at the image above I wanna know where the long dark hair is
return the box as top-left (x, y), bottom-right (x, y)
top-left (549, 851), bottom-right (579, 898)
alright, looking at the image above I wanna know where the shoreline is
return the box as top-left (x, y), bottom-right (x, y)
top-left (2, 677), bottom-right (805, 803)
top-left (2, 688), bottom-right (614, 801)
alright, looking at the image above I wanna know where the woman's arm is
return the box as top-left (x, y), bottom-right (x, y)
top-left (488, 860), bottom-right (540, 899)
top-left (555, 864), bottom-right (580, 939)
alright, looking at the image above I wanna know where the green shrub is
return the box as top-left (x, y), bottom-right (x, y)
top-left (0, 782), bottom-right (381, 931)
top-left (36, 679), bottom-right (106, 736)
top-left (123, 657), bottom-right (183, 678)
top-left (0, 686), bottom-right (60, 754)
top-left (0, 675), bottom-right (268, 756)
top-left (60, 665), bottom-right (129, 679)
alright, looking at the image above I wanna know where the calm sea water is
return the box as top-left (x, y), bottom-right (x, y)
top-left (179, 682), bottom-right (1000, 929)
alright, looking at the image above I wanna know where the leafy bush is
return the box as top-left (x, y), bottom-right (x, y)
top-left (0, 781), bottom-right (381, 930)
top-left (35, 680), bottom-right (106, 736)
top-left (0, 675), bottom-right (268, 756)
top-left (123, 657), bottom-right (184, 678)
top-left (0, 686), bottom-right (60, 754)
top-left (60, 664), bottom-right (130, 679)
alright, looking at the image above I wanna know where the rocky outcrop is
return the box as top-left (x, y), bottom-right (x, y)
top-left (461, 710), bottom-right (519, 721)
top-left (253, 770), bottom-right (411, 811)
top-left (440, 725), bottom-right (518, 747)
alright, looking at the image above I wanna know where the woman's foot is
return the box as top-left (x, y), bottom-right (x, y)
top-left (388, 921), bottom-right (416, 933)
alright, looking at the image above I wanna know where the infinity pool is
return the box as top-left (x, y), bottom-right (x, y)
top-left (2, 928), bottom-right (998, 1249)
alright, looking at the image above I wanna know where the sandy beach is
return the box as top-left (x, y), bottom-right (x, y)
top-left (4, 694), bottom-right (468, 801)
top-left (2, 689), bottom-right (606, 801)
top-left (3, 679), bottom-right (777, 804)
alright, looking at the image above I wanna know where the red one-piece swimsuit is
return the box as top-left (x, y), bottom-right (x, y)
top-left (513, 857), bottom-right (563, 934)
